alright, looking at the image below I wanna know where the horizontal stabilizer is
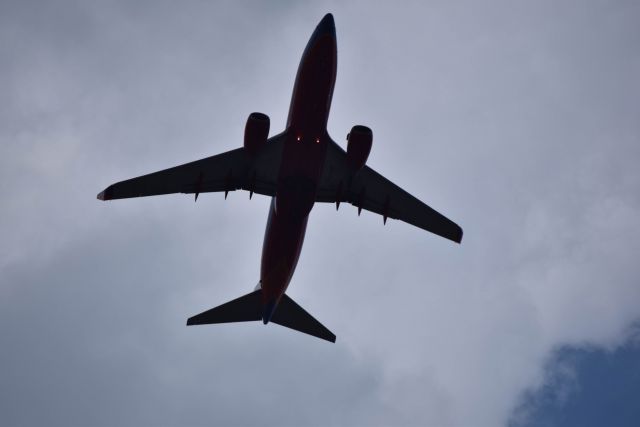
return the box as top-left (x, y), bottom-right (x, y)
top-left (187, 290), bottom-right (262, 325)
top-left (272, 294), bottom-right (336, 343)
top-left (186, 290), bottom-right (336, 343)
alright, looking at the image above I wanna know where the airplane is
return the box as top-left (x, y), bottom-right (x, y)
top-left (97, 13), bottom-right (462, 343)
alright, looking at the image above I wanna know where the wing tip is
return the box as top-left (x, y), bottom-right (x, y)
top-left (97, 186), bottom-right (112, 201)
top-left (454, 227), bottom-right (463, 244)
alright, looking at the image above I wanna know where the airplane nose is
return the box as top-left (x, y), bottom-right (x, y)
top-left (316, 13), bottom-right (336, 38)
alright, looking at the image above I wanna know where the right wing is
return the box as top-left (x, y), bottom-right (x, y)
top-left (317, 140), bottom-right (463, 243)
top-left (97, 133), bottom-right (285, 201)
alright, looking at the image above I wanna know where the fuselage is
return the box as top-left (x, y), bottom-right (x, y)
top-left (260, 14), bottom-right (337, 322)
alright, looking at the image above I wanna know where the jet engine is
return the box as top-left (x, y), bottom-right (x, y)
top-left (244, 112), bottom-right (270, 155)
top-left (346, 125), bottom-right (372, 171)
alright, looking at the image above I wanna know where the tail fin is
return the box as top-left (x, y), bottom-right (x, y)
top-left (186, 291), bottom-right (336, 343)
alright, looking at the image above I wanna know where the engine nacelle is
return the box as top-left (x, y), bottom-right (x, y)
top-left (244, 112), bottom-right (270, 156)
top-left (346, 125), bottom-right (372, 171)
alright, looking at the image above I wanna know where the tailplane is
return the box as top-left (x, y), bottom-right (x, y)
top-left (271, 294), bottom-right (336, 342)
top-left (187, 290), bottom-right (336, 343)
top-left (187, 290), bottom-right (262, 325)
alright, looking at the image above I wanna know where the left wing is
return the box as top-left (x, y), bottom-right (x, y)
top-left (97, 133), bottom-right (285, 201)
top-left (316, 140), bottom-right (463, 243)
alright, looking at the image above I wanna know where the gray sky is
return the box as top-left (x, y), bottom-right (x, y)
top-left (1, 1), bottom-right (639, 426)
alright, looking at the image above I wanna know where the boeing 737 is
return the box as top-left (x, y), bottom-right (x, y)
top-left (97, 13), bottom-right (462, 343)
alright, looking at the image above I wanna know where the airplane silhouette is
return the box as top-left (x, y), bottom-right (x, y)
top-left (97, 13), bottom-right (462, 343)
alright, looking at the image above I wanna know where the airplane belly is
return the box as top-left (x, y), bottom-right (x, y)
top-left (260, 198), bottom-right (309, 302)
top-left (258, 11), bottom-right (337, 315)
top-left (287, 32), bottom-right (336, 130)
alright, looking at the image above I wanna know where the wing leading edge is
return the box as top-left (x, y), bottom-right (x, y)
top-left (97, 133), bottom-right (285, 201)
top-left (317, 140), bottom-right (463, 243)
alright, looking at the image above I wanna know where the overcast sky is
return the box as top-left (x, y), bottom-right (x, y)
top-left (1, 1), bottom-right (639, 426)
